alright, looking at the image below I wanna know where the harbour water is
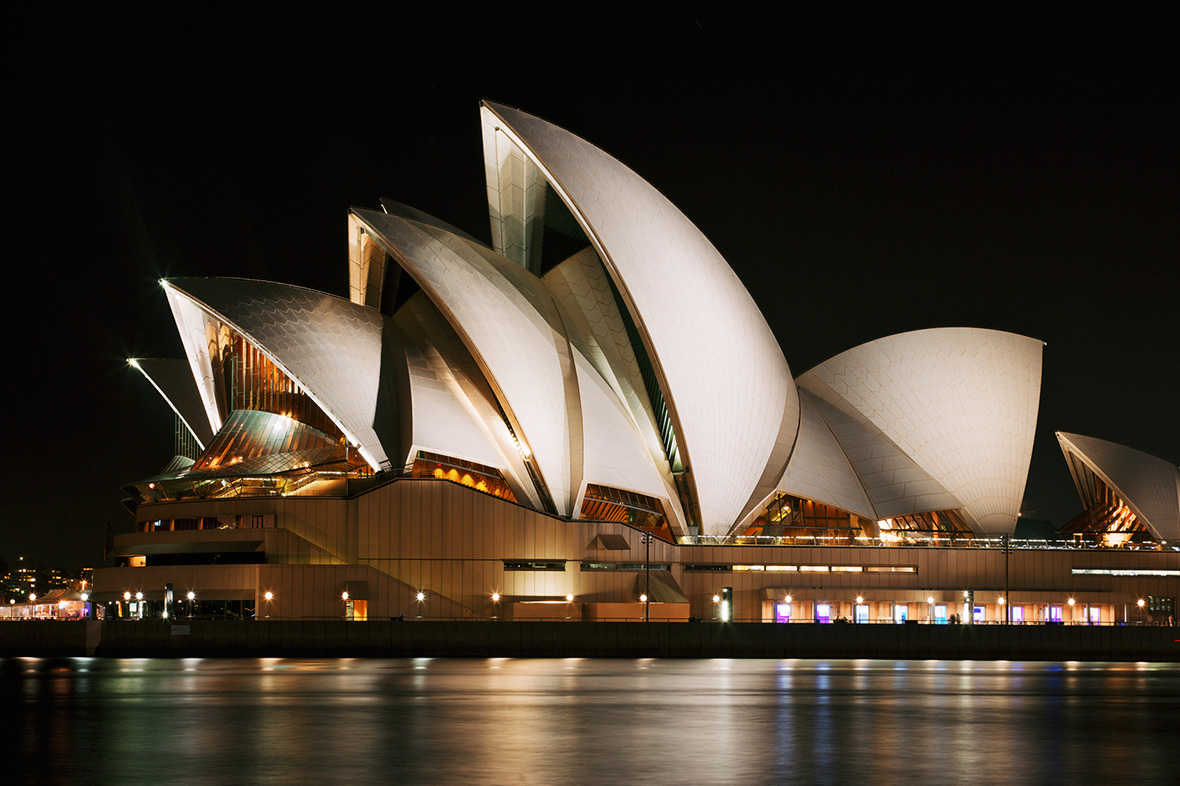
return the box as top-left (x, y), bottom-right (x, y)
top-left (9, 657), bottom-right (1179, 785)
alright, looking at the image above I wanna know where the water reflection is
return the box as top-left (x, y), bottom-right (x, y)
top-left (9, 658), bottom-right (1179, 785)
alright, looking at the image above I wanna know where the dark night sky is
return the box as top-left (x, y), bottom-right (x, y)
top-left (7, 13), bottom-right (1177, 571)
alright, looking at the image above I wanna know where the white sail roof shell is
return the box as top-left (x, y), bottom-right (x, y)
top-left (130, 358), bottom-right (215, 450)
top-left (797, 328), bottom-right (1042, 534)
top-left (773, 390), bottom-right (876, 521)
top-left (353, 209), bottom-right (576, 515)
top-left (164, 278), bottom-right (391, 471)
top-left (572, 348), bottom-right (677, 508)
top-left (392, 291), bottom-right (541, 507)
top-left (481, 101), bottom-right (798, 535)
top-left (1057, 432), bottom-right (1180, 542)
top-left (401, 339), bottom-right (510, 472)
top-left (543, 250), bottom-right (674, 488)
top-left (166, 286), bottom-right (224, 437)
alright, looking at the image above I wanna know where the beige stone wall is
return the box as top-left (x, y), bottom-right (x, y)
top-left (107, 478), bottom-right (1180, 622)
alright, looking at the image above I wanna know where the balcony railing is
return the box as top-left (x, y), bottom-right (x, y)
top-left (678, 534), bottom-right (1177, 551)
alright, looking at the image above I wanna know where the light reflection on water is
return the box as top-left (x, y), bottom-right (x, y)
top-left (8, 657), bottom-right (1179, 785)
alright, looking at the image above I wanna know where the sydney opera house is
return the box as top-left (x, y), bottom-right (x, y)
top-left (94, 102), bottom-right (1179, 626)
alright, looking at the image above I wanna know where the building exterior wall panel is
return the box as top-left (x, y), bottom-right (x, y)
top-left (106, 476), bottom-right (1179, 625)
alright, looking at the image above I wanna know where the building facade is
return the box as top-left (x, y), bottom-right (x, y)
top-left (95, 102), bottom-right (1179, 624)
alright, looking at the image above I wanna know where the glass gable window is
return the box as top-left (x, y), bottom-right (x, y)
top-left (412, 451), bottom-right (517, 501)
top-left (580, 484), bottom-right (669, 536)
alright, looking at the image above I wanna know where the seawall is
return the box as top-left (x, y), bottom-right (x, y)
top-left (2, 620), bottom-right (1178, 661)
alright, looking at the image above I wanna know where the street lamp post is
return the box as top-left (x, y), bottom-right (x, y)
top-left (1067, 597), bottom-right (1076, 625)
top-left (640, 532), bottom-right (654, 623)
top-left (1137, 598), bottom-right (1146, 624)
top-left (1002, 534), bottom-right (1011, 624)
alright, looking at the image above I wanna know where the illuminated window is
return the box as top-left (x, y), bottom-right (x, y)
top-left (580, 484), bottom-right (668, 534)
top-left (503, 561), bottom-right (565, 571)
top-left (412, 451), bottom-right (517, 501)
top-left (1072, 568), bottom-right (1180, 577)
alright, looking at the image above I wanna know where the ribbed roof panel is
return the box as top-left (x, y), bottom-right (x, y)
top-left (164, 278), bottom-right (391, 470)
top-left (482, 101), bottom-right (798, 535)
